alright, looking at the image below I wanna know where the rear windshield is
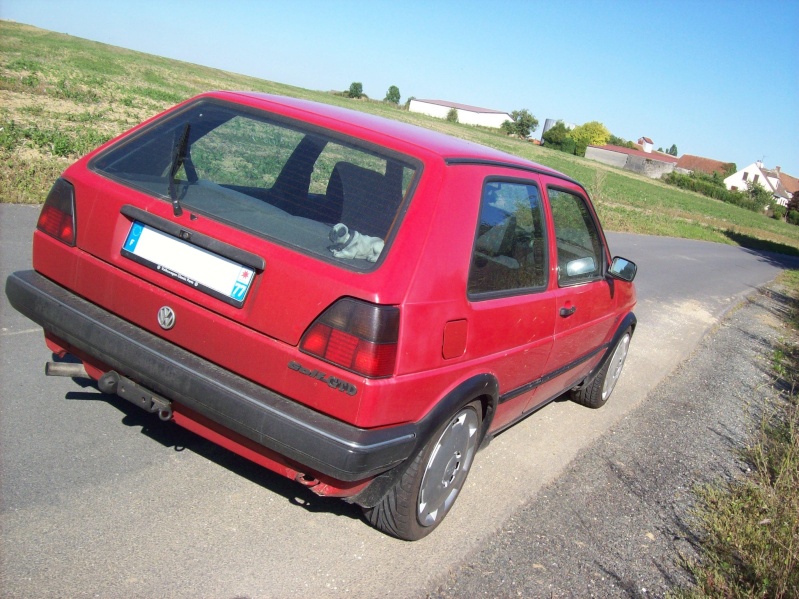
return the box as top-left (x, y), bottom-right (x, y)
top-left (90, 99), bottom-right (419, 269)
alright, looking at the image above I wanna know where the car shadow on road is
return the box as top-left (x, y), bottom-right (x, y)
top-left (55, 361), bottom-right (363, 523)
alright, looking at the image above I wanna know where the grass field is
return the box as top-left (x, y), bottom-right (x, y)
top-left (1, 20), bottom-right (797, 255)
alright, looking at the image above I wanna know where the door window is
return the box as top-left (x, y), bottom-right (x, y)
top-left (468, 181), bottom-right (547, 296)
top-left (549, 188), bottom-right (604, 286)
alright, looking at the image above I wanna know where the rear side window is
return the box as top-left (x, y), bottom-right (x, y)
top-left (548, 188), bottom-right (604, 285)
top-left (468, 180), bottom-right (547, 296)
top-left (90, 100), bottom-right (418, 269)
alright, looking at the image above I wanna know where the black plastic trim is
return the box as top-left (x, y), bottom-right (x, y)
top-left (487, 313), bottom-right (637, 438)
top-left (496, 312), bottom-right (637, 405)
top-left (489, 386), bottom-right (567, 439)
top-left (498, 344), bottom-right (607, 404)
top-left (120, 205), bottom-right (265, 272)
top-left (445, 157), bottom-right (585, 192)
top-left (350, 373), bottom-right (499, 508)
top-left (5, 270), bottom-right (417, 482)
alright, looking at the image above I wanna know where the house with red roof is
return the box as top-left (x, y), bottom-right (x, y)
top-left (724, 162), bottom-right (798, 207)
top-left (778, 171), bottom-right (799, 198)
top-left (675, 154), bottom-right (734, 177)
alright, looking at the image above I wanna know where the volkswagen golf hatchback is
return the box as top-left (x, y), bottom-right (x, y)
top-left (5, 92), bottom-right (637, 540)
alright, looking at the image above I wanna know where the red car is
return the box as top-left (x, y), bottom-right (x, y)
top-left (5, 92), bottom-right (636, 540)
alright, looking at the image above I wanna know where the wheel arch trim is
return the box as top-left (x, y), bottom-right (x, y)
top-left (351, 373), bottom-right (499, 508)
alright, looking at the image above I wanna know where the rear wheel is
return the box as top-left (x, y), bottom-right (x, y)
top-left (364, 400), bottom-right (482, 540)
top-left (572, 329), bottom-right (631, 409)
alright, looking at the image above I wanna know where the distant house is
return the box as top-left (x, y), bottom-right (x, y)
top-left (724, 162), bottom-right (795, 207)
top-left (637, 137), bottom-right (654, 153)
top-left (778, 171), bottom-right (799, 199)
top-left (408, 99), bottom-right (511, 129)
top-left (585, 144), bottom-right (678, 178)
top-left (675, 154), bottom-right (733, 177)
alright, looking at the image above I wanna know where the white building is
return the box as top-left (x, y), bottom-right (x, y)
top-left (408, 99), bottom-right (511, 129)
top-left (724, 161), bottom-right (793, 207)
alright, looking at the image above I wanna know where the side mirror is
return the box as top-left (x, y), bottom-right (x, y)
top-left (608, 256), bottom-right (637, 282)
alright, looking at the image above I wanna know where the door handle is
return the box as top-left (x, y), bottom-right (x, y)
top-left (559, 305), bottom-right (577, 317)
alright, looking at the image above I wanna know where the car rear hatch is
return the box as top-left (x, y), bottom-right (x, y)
top-left (36, 95), bottom-right (421, 422)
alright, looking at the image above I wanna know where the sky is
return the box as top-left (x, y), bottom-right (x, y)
top-left (2, 0), bottom-right (798, 176)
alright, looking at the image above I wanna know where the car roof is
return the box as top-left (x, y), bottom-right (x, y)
top-left (209, 91), bottom-right (565, 178)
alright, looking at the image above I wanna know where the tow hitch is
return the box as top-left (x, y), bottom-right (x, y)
top-left (96, 370), bottom-right (173, 421)
top-left (45, 362), bottom-right (173, 420)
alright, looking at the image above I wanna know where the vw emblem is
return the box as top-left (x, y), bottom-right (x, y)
top-left (157, 306), bottom-right (176, 330)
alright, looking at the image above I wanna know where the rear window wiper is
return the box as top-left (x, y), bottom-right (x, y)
top-left (168, 123), bottom-right (192, 217)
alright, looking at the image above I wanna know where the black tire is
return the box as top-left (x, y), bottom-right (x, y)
top-left (363, 400), bottom-right (482, 541)
top-left (572, 329), bottom-right (632, 409)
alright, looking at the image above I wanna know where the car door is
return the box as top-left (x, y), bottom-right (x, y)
top-left (525, 179), bottom-right (617, 411)
top-left (466, 177), bottom-right (556, 431)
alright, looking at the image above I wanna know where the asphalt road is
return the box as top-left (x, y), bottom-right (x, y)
top-left (1, 202), bottom-right (797, 598)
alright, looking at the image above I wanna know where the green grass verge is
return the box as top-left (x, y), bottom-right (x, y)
top-left (674, 270), bottom-right (799, 598)
top-left (1, 20), bottom-right (797, 255)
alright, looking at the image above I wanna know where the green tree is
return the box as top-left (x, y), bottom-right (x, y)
top-left (609, 134), bottom-right (636, 149)
top-left (562, 137), bottom-right (577, 155)
top-left (746, 180), bottom-right (773, 208)
top-left (608, 134), bottom-right (635, 149)
top-left (568, 121), bottom-right (610, 156)
top-left (609, 134), bottom-right (625, 146)
top-left (446, 107), bottom-right (458, 123)
top-left (541, 121), bottom-right (569, 150)
top-left (501, 109), bottom-right (539, 138)
top-left (384, 85), bottom-right (400, 104)
top-left (404, 96), bottom-right (416, 109)
top-left (668, 144), bottom-right (678, 156)
top-left (786, 193), bottom-right (799, 224)
top-left (347, 82), bottom-right (363, 99)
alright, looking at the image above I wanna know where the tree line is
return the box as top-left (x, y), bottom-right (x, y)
top-left (344, 82), bottom-right (402, 105)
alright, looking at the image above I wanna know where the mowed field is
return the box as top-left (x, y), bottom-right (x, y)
top-left (1, 20), bottom-right (797, 254)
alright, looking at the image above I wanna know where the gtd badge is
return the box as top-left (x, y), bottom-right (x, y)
top-left (157, 306), bottom-right (176, 330)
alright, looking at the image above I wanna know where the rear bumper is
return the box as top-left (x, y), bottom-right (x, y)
top-left (5, 270), bottom-right (417, 482)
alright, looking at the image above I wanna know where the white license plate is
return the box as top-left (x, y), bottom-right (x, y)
top-left (122, 221), bottom-right (255, 307)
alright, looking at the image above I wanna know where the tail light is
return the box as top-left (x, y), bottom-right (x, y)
top-left (37, 178), bottom-right (76, 246)
top-left (301, 298), bottom-right (399, 378)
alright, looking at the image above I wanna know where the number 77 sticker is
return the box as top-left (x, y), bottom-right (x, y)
top-left (231, 268), bottom-right (254, 301)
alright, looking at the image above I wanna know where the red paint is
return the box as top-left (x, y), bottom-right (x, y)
top-left (21, 91), bottom-right (636, 520)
